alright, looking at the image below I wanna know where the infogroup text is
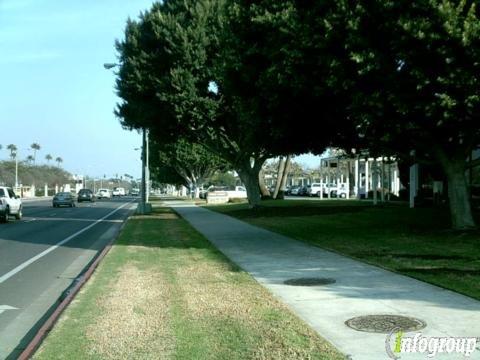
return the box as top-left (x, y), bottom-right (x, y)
top-left (386, 330), bottom-right (478, 359)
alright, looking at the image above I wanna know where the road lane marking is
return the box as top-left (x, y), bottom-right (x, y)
top-left (0, 305), bottom-right (17, 315)
top-left (0, 201), bottom-right (133, 284)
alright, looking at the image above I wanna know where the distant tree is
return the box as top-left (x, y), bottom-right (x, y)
top-left (150, 138), bottom-right (228, 198)
top-left (205, 171), bottom-right (237, 188)
top-left (30, 143), bottom-right (41, 165)
top-left (45, 154), bottom-right (52, 164)
top-left (26, 155), bottom-right (34, 165)
top-left (55, 157), bottom-right (63, 167)
top-left (6, 144), bottom-right (17, 160)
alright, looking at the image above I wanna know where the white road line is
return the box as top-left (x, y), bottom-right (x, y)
top-left (0, 305), bottom-right (17, 315)
top-left (0, 201), bottom-right (133, 284)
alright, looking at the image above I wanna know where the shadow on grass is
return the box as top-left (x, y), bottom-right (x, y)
top-left (354, 252), bottom-right (478, 261)
top-left (223, 205), bottom-right (370, 219)
top-left (115, 211), bottom-right (243, 273)
top-left (400, 268), bottom-right (480, 276)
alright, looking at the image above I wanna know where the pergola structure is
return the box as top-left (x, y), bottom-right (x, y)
top-left (319, 152), bottom-right (402, 202)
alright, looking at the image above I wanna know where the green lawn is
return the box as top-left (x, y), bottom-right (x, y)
top-left (209, 200), bottom-right (480, 300)
top-left (34, 206), bottom-right (344, 360)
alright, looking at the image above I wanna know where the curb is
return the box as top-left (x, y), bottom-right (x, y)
top-left (17, 216), bottom-right (131, 359)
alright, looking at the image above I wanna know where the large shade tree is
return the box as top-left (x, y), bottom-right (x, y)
top-left (245, 0), bottom-right (479, 229)
top-left (315, 0), bottom-right (480, 229)
top-left (114, 0), bottom-right (334, 206)
top-left (115, 0), bottom-right (269, 206)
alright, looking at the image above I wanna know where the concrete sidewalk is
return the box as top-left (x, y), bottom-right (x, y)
top-left (169, 202), bottom-right (480, 360)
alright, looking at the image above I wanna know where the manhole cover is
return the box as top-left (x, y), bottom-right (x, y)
top-left (283, 277), bottom-right (336, 286)
top-left (345, 315), bottom-right (426, 333)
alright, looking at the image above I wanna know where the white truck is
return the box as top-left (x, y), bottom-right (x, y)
top-left (112, 187), bottom-right (126, 197)
top-left (0, 187), bottom-right (23, 222)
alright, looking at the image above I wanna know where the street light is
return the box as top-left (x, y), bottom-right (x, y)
top-left (103, 63), bottom-right (118, 70)
top-left (104, 62), bottom-right (150, 214)
top-left (13, 148), bottom-right (32, 189)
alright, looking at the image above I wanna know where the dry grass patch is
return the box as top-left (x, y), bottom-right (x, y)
top-left (86, 265), bottom-right (174, 359)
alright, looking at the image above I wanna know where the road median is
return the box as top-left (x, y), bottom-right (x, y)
top-left (33, 205), bottom-right (343, 359)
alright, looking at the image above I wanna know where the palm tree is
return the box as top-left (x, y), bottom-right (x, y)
top-left (55, 157), bottom-right (63, 167)
top-left (31, 143), bottom-right (41, 165)
top-left (6, 144), bottom-right (17, 160)
top-left (45, 154), bottom-right (53, 164)
top-left (26, 155), bottom-right (34, 165)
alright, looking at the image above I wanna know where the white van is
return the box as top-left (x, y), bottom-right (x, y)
top-left (112, 187), bottom-right (125, 196)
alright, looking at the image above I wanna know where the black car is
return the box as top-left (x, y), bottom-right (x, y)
top-left (77, 189), bottom-right (96, 203)
top-left (298, 186), bottom-right (309, 196)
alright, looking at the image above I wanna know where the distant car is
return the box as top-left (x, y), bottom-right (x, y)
top-left (53, 192), bottom-right (75, 207)
top-left (289, 186), bottom-right (300, 196)
top-left (77, 189), bottom-right (95, 203)
top-left (96, 188), bottom-right (111, 199)
top-left (319, 183), bottom-right (348, 198)
top-left (298, 186), bottom-right (309, 196)
top-left (330, 187), bottom-right (348, 198)
top-left (199, 187), bottom-right (209, 199)
top-left (226, 186), bottom-right (247, 199)
top-left (130, 188), bottom-right (140, 196)
top-left (308, 183), bottom-right (323, 197)
top-left (112, 187), bottom-right (125, 197)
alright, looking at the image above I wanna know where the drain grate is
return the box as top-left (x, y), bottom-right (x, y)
top-left (283, 277), bottom-right (336, 286)
top-left (345, 315), bottom-right (426, 333)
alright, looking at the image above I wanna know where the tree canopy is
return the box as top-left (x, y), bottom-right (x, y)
top-left (317, 0), bottom-right (480, 229)
top-left (114, 0), bottom-right (479, 228)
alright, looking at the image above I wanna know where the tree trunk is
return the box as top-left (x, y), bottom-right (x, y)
top-left (258, 168), bottom-right (271, 197)
top-left (238, 158), bottom-right (264, 208)
top-left (442, 160), bottom-right (476, 230)
top-left (273, 157), bottom-right (286, 199)
top-left (277, 155), bottom-right (291, 199)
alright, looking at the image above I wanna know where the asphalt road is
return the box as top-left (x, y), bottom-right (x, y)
top-left (0, 197), bottom-right (137, 359)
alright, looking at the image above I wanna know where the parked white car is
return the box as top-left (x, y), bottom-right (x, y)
top-left (307, 183), bottom-right (323, 197)
top-left (0, 187), bottom-right (23, 222)
top-left (225, 186), bottom-right (247, 199)
top-left (205, 185), bottom-right (247, 201)
top-left (307, 183), bottom-right (348, 198)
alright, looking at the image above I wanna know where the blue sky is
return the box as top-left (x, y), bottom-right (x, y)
top-left (0, 0), bottom-right (157, 179)
top-left (0, 0), bottom-right (321, 179)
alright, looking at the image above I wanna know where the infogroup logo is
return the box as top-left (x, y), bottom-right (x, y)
top-left (385, 328), bottom-right (478, 359)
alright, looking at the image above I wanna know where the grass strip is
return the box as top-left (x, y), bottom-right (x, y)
top-left (34, 206), bottom-right (344, 360)
top-left (209, 200), bottom-right (480, 300)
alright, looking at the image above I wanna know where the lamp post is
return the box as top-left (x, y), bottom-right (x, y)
top-left (14, 152), bottom-right (18, 189)
top-left (104, 62), bottom-right (150, 213)
top-left (13, 148), bottom-right (32, 190)
top-left (134, 128), bottom-right (150, 213)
